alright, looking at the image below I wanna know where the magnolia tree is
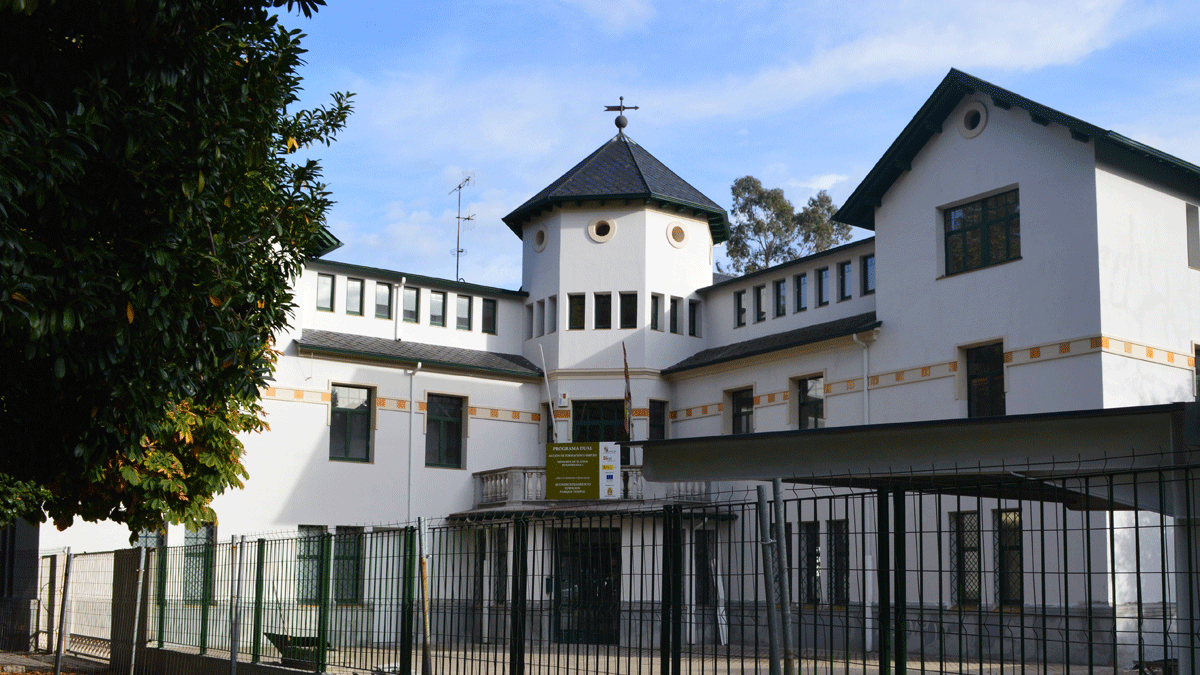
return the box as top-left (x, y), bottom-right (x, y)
top-left (0, 0), bottom-right (352, 536)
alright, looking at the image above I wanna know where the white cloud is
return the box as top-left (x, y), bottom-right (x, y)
top-left (560, 0), bottom-right (656, 34)
top-left (787, 173), bottom-right (850, 194)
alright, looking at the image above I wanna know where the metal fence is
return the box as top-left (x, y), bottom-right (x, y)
top-left (27, 462), bottom-right (1200, 675)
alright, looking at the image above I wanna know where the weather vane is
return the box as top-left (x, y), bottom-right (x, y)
top-left (604, 96), bottom-right (638, 131)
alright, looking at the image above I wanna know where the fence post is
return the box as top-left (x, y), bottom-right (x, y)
top-left (316, 533), bottom-right (333, 673)
top-left (53, 549), bottom-right (71, 675)
top-left (230, 536), bottom-right (246, 675)
top-left (155, 545), bottom-right (166, 650)
top-left (508, 518), bottom-right (528, 675)
top-left (199, 540), bottom-right (213, 656)
top-left (399, 527), bottom-right (416, 675)
top-left (418, 518), bottom-right (432, 675)
top-left (129, 546), bottom-right (146, 675)
top-left (876, 489), bottom-right (891, 675)
top-left (251, 539), bottom-right (265, 663)
top-left (892, 490), bottom-right (906, 675)
top-left (772, 479), bottom-right (796, 675)
top-left (658, 506), bottom-right (672, 675)
top-left (670, 506), bottom-right (683, 675)
top-left (756, 487), bottom-right (783, 675)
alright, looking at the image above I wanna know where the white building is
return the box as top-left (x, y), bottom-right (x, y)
top-left (41, 68), bottom-right (1200, 666)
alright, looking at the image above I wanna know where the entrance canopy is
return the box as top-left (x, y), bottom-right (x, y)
top-left (636, 403), bottom-right (1200, 491)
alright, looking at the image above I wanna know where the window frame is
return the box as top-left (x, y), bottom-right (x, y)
top-left (837, 261), bottom-right (852, 301)
top-left (994, 509), bottom-right (1023, 607)
top-left (375, 282), bottom-right (393, 319)
top-left (753, 284), bottom-right (766, 322)
top-left (650, 294), bottom-right (662, 331)
top-left (966, 342), bottom-right (1006, 417)
top-left (333, 526), bottom-right (365, 605)
top-left (329, 385), bottom-right (372, 462)
top-left (457, 295), bottom-right (473, 331)
top-left (482, 298), bottom-right (498, 335)
top-left (669, 297), bottom-right (681, 334)
top-left (619, 292), bottom-right (637, 329)
top-left (594, 293), bottom-right (612, 330)
top-left (296, 525), bottom-right (324, 605)
top-left (648, 400), bottom-right (668, 440)
top-left (568, 294), bottom-right (586, 330)
top-left (425, 394), bottom-right (465, 468)
top-left (734, 290), bottom-right (746, 327)
top-left (795, 376), bottom-right (825, 430)
top-left (730, 388), bottom-right (754, 435)
top-left (795, 273), bottom-right (807, 312)
top-left (861, 254), bottom-right (876, 295)
top-left (402, 287), bottom-right (420, 323)
top-left (773, 279), bottom-right (787, 317)
top-left (950, 511), bottom-right (981, 607)
top-left (816, 268), bottom-right (830, 306)
top-left (688, 300), bottom-right (700, 337)
top-left (798, 521), bottom-right (820, 605)
top-left (183, 524), bottom-right (216, 605)
top-left (1188, 203), bottom-right (1199, 270)
top-left (944, 188), bottom-right (1020, 276)
top-left (429, 291), bottom-right (447, 327)
top-left (827, 519), bottom-right (850, 606)
top-left (346, 277), bottom-right (364, 316)
top-left (316, 273), bottom-right (335, 312)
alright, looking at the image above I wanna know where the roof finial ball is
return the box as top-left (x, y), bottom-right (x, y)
top-left (604, 96), bottom-right (638, 132)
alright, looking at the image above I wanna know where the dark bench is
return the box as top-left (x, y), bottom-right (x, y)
top-left (263, 632), bottom-right (334, 671)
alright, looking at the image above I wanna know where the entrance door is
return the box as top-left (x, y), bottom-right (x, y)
top-left (553, 528), bottom-right (621, 645)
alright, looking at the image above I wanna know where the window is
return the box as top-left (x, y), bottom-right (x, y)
top-left (837, 261), bottom-right (852, 301)
top-left (669, 297), bottom-right (680, 334)
top-left (827, 519), bottom-right (849, 606)
top-left (773, 279), bottom-right (786, 317)
top-left (568, 294), bottom-right (585, 330)
top-left (798, 521), bottom-right (820, 605)
top-left (861, 254), bottom-right (876, 295)
top-left (693, 529), bottom-right (716, 606)
top-left (817, 268), bottom-right (830, 306)
top-left (430, 291), bottom-right (446, 327)
top-left (403, 287), bottom-right (420, 323)
top-left (525, 304), bottom-right (534, 340)
top-left (330, 386), bottom-right (371, 461)
top-left (734, 290), bottom-right (746, 327)
top-left (535, 300), bottom-right (545, 337)
top-left (375, 283), bottom-right (392, 319)
top-left (457, 295), bottom-right (473, 331)
top-left (688, 300), bottom-right (700, 337)
top-left (183, 524), bottom-right (216, 604)
top-left (620, 292), bottom-right (637, 329)
top-left (572, 400), bottom-right (624, 443)
top-left (795, 274), bottom-right (807, 312)
top-left (950, 511), bottom-right (981, 607)
top-left (547, 296), bottom-right (557, 333)
top-left (333, 526), bottom-right (364, 604)
top-left (730, 388), bottom-right (753, 435)
top-left (648, 400), bottom-right (667, 440)
top-left (753, 285), bottom-right (766, 322)
top-left (796, 376), bottom-right (824, 429)
top-left (945, 188), bottom-right (1020, 275)
top-left (966, 343), bottom-right (1005, 417)
top-left (345, 278), bottom-right (364, 315)
top-left (594, 293), bottom-right (612, 330)
top-left (297, 525), bottom-right (324, 604)
top-left (482, 298), bottom-right (498, 335)
top-left (1195, 346), bottom-right (1199, 401)
top-left (316, 274), bottom-right (334, 312)
top-left (136, 528), bottom-right (165, 548)
top-left (426, 394), bottom-right (464, 468)
top-left (995, 509), bottom-right (1022, 607)
top-left (1188, 203), bottom-right (1199, 270)
top-left (491, 529), bottom-right (508, 605)
top-left (650, 294), bottom-right (662, 331)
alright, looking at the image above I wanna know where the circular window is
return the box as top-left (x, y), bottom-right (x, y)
top-left (532, 225), bottom-right (548, 252)
top-left (958, 101), bottom-right (988, 139)
top-left (587, 217), bottom-right (616, 243)
top-left (666, 222), bottom-right (687, 249)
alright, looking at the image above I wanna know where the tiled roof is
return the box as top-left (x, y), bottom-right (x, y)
top-left (502, 133), bottom-right (729, 243)
top-left (296, 330), bottom-right (542, 379)
top-left (661, 312), bottom-right (881, 375)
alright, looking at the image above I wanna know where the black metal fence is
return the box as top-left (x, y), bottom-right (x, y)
top-left (29, 462), bottom-right (1200, 674)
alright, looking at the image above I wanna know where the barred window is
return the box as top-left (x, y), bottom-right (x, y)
top-left (827, 519), bottom-right (849, 606)
top-left (798, 521), bottom-right (820, 605)
top-left (334, 526), bottom-right (364, 604)
top-left (995, 509), bottom-right (1023, 607)
top-left (950, 511), bottom-right (980, 606)
top-left (297, 525), bottom-right (324, 604)
top-left (183, 524), bottom-right (215, 605)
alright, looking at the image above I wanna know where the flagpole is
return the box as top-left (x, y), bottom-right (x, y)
top-left (538, 344), bottom-right (556, 443)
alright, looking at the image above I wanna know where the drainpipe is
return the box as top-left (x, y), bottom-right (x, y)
top-left (394, 277), bottom-right (407, 341)
top-left (406, 361), bottom-right (422, 521)
top-left (851, 333), bottom-right (870, 425)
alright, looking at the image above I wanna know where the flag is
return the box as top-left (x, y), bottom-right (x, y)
top-left (623, 342), bottom-right (632, 441)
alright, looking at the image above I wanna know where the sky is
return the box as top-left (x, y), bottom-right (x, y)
top-left (286, 0), bottom-right (1200, 290)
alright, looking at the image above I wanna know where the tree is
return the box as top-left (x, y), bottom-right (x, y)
top-left (718, 176), bottom-right (851, 275)
top-left (0, 0), bottom-right (352, 537)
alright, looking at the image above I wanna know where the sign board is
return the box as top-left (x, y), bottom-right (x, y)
top-left (545, 442), bottom-right (622, 500)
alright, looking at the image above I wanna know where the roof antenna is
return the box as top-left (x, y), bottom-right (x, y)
top-left (605, 96), bottom-right (638, 133)
top-left (449, 173), bottom-right (475, 282)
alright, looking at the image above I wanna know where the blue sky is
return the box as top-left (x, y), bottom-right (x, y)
top-left (288, 0), bottom-right (1200, 290)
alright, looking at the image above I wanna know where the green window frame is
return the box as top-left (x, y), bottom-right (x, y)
top-left (430, 291), bottom-right (446, 327)
top-left (650, 294), bottom-right (661, 331)
top-left (572, 400), bottom-right (625, 443)
top-left (816, 268), bottom-right (830, 306)
top-left (795, 273), bottom-right (807, 312)
top-left (950, 511), bottom-right (981, 607)
top-left (994, 509), bottom-right (1023, 607)
top-left (375, 283), bottom-right (392, 319)
top-left (297, 525), bottom-right (324, 604)
top-left (425, 394), bottom-right (464, 468)
top-left (688, 300), bottom-right (699, 337)
top-left (753, 284), bottom-right (766, 322)
top-left (944, 188), bottom-right (1020, 275)
top-left (316, 273), bottom-right (334, 312)
top-left (837, 261), bottom-right (852, 301)
top-left (568, 294), bottom-right (585, 330)
top-left (482, 298), bottom-right (498, 334)
top-left (669, 297), bottom-right (680, 334)
top-left (734, 290), bottom-right (746, 327)
top-left (827, 519), bottom-right (850, 606)
top-left (798, 521), bottom-right (820, 605)
top-left (861, 254), bottom-right (876, 295)
top-left (346, 278), bottom-right (364, 316)
top-left (966, 343), bottom-right (1005, 417)
top-left (773, 279), bottom-right (786, 317)
top-left (619, 292), bottom-right (637, 329)
top-left (594, 293), bottom-right (612, 329)
top-left (330, 385), bottom-right (371, 462)
top-left (333, 526), bottom-right (364, 604)
top-left (403, 287), bottom-right (420, 323)
top-left (730, 388), bottom-right (753, 435)
top-left (183, 524), bottom-right (216, 605)
top-left (648, 400), bottom-right (668, 440)
top-left (457, 295), bottom-right (473, 331)
top-left (797, 376), bottom-right (824, 429)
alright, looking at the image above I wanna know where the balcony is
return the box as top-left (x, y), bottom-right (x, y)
top-left (473, 465), bottom-right (712, 508)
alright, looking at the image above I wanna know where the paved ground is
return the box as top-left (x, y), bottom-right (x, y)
top-left (0, 651), bottom-right (109, 674)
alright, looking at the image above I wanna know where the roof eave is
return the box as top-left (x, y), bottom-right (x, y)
top-left (296, 343), bottom-right (543, 381)
top-left (503, 193), bottom-right (730, 243)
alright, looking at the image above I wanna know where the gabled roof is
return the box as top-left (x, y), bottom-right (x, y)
top-left (661, 311), bottom-right (880, 376)
top-left (502, 133), bottom-right (730, 243)
top-left (312, 227), bottom-right (343, 257)
top-left (296, 329), bottom-right (542, 380)
top-left (835, 68), bottom-right (1200, 230)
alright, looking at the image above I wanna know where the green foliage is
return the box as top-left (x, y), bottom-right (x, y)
top-left (0, 0), bottom-right (352, 536)
top-left (719, 176), bottom-right (851, 275)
